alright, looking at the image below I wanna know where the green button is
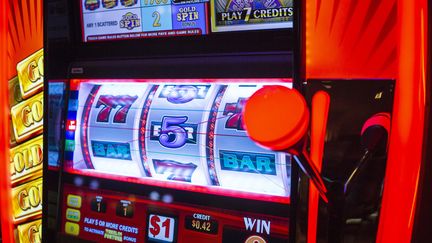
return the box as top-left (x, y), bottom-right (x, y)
top-left (65, 140), bottom-right (75, 152)
top-left (66, 208), bottom-right (81, 222)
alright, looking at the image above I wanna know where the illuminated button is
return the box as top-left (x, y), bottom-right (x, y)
top-left (67, 195), bottom-right (82, 209)
top-left (66, 120), bottom-right (76, 131)
top-left (245, 235), bottom-right (267, 243)
top-left (116, 200), bottom-right (134, 218)
top-left (90, 196), bottom-right (107, 213)
top-left (66, 208), bottom-right (81, 222)
top-left (65, 222), bottom-right (80, 236)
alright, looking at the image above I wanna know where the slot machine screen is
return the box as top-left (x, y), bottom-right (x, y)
top-left (60, 78), bottom-right (292, 242)
top-left (80, 0), bottom-right (293, 42)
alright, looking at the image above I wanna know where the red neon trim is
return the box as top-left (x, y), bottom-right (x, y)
top-left (204, 1), bottom-right (209, 34)
top-left (79, 1), bottom-right (85, 42)
top-left (204, 85), bottom-right (227, 186)
top-left (307, 91), bottom-right (330, 243)
top-left (408, 7), bottom-right (427, 228)
top-left (70, 79), bottom-right (82, 90)
top-left (81, 85), bottom-right (101, 169)
top-left (138, 85), bottom-right (159, 177)
top-left (0, 1), bottom-right (14, 242)
top-left (304, 0), bottom-right (428, 241)
top-left (63, 168), bottom-right (290, 205)
top-left (72, 78), bottom-right (293, 84)
top-left (376, 1), bottom-right (428, 242)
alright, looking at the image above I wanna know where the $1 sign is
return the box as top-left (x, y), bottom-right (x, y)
top-left (148, 214), bottom-right (176, 242)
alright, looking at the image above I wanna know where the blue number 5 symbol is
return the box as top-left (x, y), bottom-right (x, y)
top-left (159, 116), bottom-right (188, 148)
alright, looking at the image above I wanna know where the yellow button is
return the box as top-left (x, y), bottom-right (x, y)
top-left (66, 208), bottom-right (81, 222)
top-left (67, 195), bottom-right (82, 209)
top-left (65, 222), bottom-right (79, 236)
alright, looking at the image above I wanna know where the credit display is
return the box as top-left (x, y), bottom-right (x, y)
top-left (64, 79), bottom-right (292, 203)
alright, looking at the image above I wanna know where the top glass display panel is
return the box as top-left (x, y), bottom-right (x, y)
top-left (80, 0), bottom-right (293, 42)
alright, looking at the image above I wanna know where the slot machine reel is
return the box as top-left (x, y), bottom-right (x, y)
top-left (145, 84), bottom-right (221, 185)
top-left (212, 84), bottom-right (291, 197)
top-left (242, 85), bottom-right (329, 202)
top-left (75, 83), bottom-right (150, 177)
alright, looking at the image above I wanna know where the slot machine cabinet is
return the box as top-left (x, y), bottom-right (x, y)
top-left (41, 1), bottom-right (431, 243)
top-left (43, 1), bottom-right (295, 243)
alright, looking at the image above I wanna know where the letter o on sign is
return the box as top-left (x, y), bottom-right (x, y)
top-left (28, 186), bottom-right (41, 207)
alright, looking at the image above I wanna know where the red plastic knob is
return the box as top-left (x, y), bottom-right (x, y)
top-left (243, 86), bottom-right (310, 151)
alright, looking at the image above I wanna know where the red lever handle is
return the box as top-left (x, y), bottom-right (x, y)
top-left (243, 85), bottom-right (328, 202)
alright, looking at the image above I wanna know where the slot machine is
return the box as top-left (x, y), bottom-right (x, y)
top-left (43, 0), bottom-right (295, 242)
top-left (41, 1), bottom-right (431, 243)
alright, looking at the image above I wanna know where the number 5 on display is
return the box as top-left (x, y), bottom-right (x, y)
top-left (159, 116), bottom-right (188, 148)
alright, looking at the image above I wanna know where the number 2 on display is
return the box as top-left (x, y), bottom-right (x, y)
top-left (153, 11), bottom-right (161, 27)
